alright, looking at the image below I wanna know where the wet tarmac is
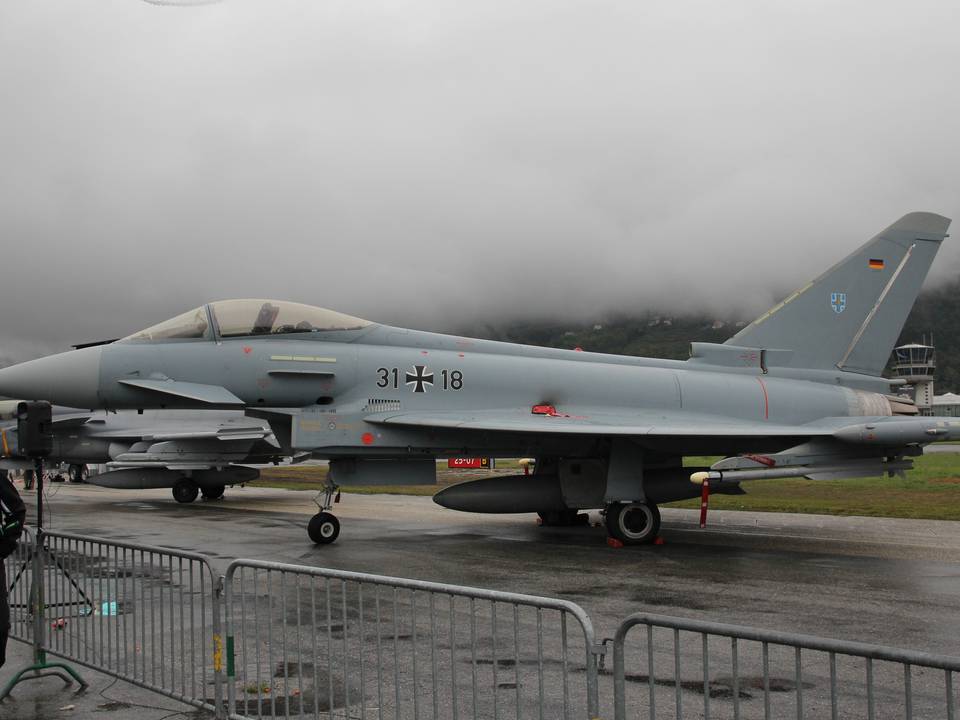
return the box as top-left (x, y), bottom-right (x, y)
top-left (27, 482), bottom-right (960, 659)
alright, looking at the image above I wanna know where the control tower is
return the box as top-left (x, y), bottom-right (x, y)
top-left (891, 342), bottom-right (936, 414)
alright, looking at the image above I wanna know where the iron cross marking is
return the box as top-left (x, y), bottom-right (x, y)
top-left (405, 365), bottom-right (434, 393)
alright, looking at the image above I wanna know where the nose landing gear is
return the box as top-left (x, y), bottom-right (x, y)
top-left (308, 479), bottom-right (341, 544)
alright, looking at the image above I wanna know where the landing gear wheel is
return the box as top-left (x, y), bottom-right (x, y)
top-left (201, 485), bottom-right (225, 500)
top-left (605, 502), bottom-right (661, 545)
top-left (537, 509), bottom-right (587, 527)
top-left (308, 512), bottom-right (340, 544)
top-left (172, 479), bottom-right (200, 504)
top-left (68, 464), bottom-right (88, 484)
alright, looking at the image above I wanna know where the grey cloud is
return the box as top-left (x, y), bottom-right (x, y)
top-left (1, 0), bottom-right (958, 363)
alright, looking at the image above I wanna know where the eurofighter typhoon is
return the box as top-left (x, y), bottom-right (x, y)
top-left (0, 213), bottom-right (952, 545)
top-left (0, 403), bottom-right (287, 501)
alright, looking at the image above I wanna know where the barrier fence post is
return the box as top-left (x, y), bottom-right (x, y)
top-left (222, 568), bottom-right (238, 720)
top-left (213, 574), bottom-right (226, 719)
top-left (1, 514), bottom-right (87, 700)
top-left (613, 620), bottom-right (629, 720)
top-left (587, 639), bottom-right (601, 720)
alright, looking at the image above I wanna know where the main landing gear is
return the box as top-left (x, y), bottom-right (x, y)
top-left (172, 478), bottom-right (199, 504)
top-left (604, 501), bottom-right (661, 545)
top-left (308, 479), bottom-right (341, 545)
top-left (201, 485), bottom-right (225, 501)
top-left (172, 480), bottom-right (227, 503)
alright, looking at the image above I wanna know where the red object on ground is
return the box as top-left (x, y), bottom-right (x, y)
top-left (606, 537), bottom-right (625, 549)
top-left (654, 536), bottom-right (666, 545)
top-left (447, 458), bottom-right (491, 469)
top-left (699, 478), bottom-right (710, 528)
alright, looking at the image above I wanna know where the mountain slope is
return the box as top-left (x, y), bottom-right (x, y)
top-left (455, 279), bottom-right (960, 391)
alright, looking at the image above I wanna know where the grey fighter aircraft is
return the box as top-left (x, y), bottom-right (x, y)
top-left (0, 212), bottom-right (954, 545)
top-left (0, 402), bottom-right (287, 501)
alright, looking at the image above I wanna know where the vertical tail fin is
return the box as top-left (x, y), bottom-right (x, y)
top-left (726, 212), bottom-right (951, 375)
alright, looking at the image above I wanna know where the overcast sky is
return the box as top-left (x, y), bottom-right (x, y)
top-left (1, 0), bottom-right (958, 364)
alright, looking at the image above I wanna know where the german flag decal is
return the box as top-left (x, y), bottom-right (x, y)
top-left (868, 258), bottom-right (885, 270)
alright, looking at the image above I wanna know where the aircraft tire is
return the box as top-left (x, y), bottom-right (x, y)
top-left (68, 464), bottom-right (88, 484)
top-left (605, 501), bottom-right (660, 545)
top-left (173, 479), bottom-right (200, 504)
top-left (308, 512), bottom-right (340, 544)
top-left (201, 485), bottom-right (226, 500)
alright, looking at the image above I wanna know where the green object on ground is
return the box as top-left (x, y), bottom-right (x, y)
top-left (0, 650), bottom-right (88, 700)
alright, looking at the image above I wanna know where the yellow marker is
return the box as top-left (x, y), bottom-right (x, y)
top-left (1, 429), bottom-right (8, 456)
top-left (213, 634), bottom-right (223, 673)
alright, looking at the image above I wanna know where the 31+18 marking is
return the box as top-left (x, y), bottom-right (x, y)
top-left (376, 365), bottom-right (462, 393)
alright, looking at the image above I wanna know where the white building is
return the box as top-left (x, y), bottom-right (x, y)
top-left (932, 392), bottom-right (960, 418)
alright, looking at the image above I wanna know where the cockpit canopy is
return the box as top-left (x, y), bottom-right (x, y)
top-left (123, 299), bottom-right (372, 342)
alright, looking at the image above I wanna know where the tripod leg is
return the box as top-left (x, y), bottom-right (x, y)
top-left (6, 547), bottom-right (34, 596)
top-left (42, 546), bottom-right (94, 614)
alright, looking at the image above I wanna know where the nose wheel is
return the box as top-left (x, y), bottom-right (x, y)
top-left (308, 479), bottom-right (341, 544)
top-left (308, 512), bottom-right (340, 544)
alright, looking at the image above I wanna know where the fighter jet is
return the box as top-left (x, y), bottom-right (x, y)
top-left (0, 212), bottom-right (953, 545)
top-left (0, 402), bottom-right (288, 501)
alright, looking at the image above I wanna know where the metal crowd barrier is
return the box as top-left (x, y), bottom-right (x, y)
top-left (34, 531), bottom-right (225, 714)
top-left (10, 528), bottom-right (960, 720)
top-left (612, 612), bottom-right (960, 720)
top-left (222, 559), bottom-right (601, 720)
top-left (4, 526), bottom-right (34, 644)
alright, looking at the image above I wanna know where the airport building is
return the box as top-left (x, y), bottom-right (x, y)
top-left (932, 392), bottom-right (960, 417)
top-left (891, 342), bottom-right (937, 415)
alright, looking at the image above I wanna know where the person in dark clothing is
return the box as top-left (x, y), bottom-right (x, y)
top-left (0, 469), bottom-right (26, 668)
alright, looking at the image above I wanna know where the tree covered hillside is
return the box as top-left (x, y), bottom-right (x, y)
top-left (458, 279), bottom-right (960, 392)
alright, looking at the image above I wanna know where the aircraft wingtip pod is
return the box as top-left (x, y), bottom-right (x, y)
top-left (886, 212), bottom-right (951, 238)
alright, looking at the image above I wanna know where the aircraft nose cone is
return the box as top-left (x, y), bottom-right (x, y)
top-left (0, 346), bottom-right (103, 408)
